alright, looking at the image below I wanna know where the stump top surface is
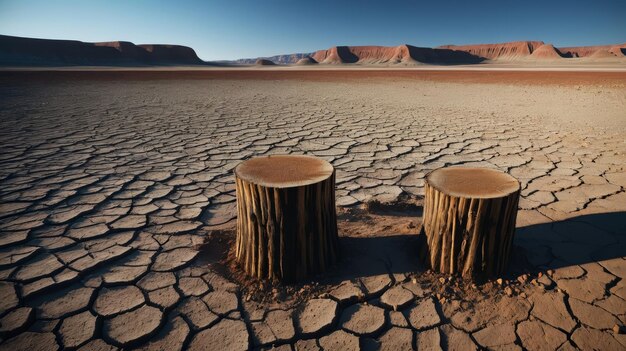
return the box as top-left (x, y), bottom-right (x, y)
top-left (426, 167), bottom-right (520, 199)
top-left (235, 155), bottom-right (334, 188)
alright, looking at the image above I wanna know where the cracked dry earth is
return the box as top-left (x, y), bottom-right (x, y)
top-left (0, 75), bottom-right (625, 351)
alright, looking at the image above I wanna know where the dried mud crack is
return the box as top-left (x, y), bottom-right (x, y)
top-left (0, 76), bottom-right (624, 350)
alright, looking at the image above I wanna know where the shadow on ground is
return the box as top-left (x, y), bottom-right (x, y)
top-left (514, 211), bottom-right (626, 273)
top-left (327, 210), bottom-right (626, 283)
top-left (198, 209), bottom-right (626, 285)
top-left (329, 234), bottom-right (423, 282)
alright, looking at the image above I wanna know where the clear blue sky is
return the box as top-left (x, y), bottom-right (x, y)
top-left (1, 0), bottom-right (625, 61)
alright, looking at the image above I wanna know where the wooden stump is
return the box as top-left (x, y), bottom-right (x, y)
top-left (234, 155), bottom-right (339, 282)
top-left (420, 167), bottom-right (521, 278)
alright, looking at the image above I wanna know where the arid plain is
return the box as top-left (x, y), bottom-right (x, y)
top-left (0, 68), bottom-right (625, 350)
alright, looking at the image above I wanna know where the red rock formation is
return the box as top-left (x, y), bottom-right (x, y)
top-left (310, 45), bottom-right (482, 65)
top-left (311, 45), bottom-right (413, 64)
top-left (3, 34), bottom-right (624, 67)
top-left (558, 44), bottom-right (626, 58)
top-left (529, 44), bottom-right (563, 60)
top-left (235, 41), bottom-right (626, 64)
top-left (438, 41), bottom-right (545, 60)
top-left (609, 46), bottom-right (626, 57)
top-left (590, 49), bottom-right (618, 59)
top-left (311, 46), bottom-right (357, 64)
top-left (295, 57), bottom-right (317, 65)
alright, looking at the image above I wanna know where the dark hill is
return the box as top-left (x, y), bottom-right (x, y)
top-left (0, 35), bottom-right (205, 66)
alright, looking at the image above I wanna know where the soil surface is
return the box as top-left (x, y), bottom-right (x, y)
top-left (0, 72), bottom-right (624, 350)
top-left (2, 68), bottom-right (626, 87)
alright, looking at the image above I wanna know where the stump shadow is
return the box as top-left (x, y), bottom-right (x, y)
top-left (326, 234), bottom-right (423, 283)
top-left (196, 209), bottom-right (625, 285)
top-left (328, 211), bottom-right (626, 283)
top-left (512, 211), bottom-right (626, 275)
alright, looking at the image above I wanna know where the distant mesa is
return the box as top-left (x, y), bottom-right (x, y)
top-left (295, 57), bottom-right (318, 65)
top-left (308, 44), bottom-right (484, 65)
top-left (0, 34), bottom-right (206, 66)
top-left (1, 34), bottom-right (625, 67)
top-left (233, 52), bottom-right (312, 65)
top-left (559, 44), bottom-right (626, 58)
top-left (139, 44), bottom-right (201, 62)
top-left (255, 58), bottom-right (276, 66)
top-left (237, 41), bottom-right (625, 66)
top-left (438, 41), bottom-right (545, 60)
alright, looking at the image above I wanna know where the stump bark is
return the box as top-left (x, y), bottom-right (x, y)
top-left (420, 167), bottom-right (521, 278)
top-left (234, 155), bottom-right (339, 282)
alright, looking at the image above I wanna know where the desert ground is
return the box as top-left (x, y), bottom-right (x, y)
top-left (0, 69), bottom-right (625, 350)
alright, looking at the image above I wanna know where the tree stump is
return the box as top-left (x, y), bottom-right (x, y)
top-left (420, 167), bottom-right (521, 278)
top-left (234, 155), bottom-right (339, 282)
